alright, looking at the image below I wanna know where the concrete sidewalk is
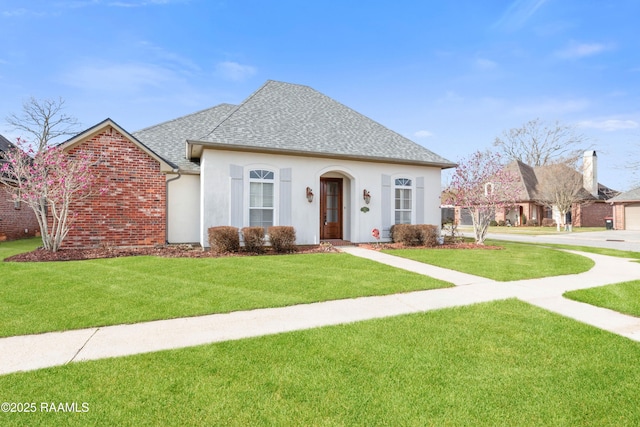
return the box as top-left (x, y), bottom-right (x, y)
top-left (1, 247), bottom-right (640, 375)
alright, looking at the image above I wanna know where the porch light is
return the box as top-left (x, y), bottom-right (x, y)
top-left (363, 189), bottom-right (371, 204)
top-left (306, 187), bottom-right (314, 203)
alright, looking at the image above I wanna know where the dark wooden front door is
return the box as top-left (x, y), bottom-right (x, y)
top-left (320, 178), bottom-right (342, 239)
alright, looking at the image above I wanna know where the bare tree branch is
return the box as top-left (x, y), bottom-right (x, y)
top-left (5, 97), bottom-right (80, 152)
top-left (534, 162), bottom-right (594, 227)
top-left (494, 118), bottom-right (589, 166)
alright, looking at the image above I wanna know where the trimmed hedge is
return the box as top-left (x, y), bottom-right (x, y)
top-left (208, 226), bottom-right (240, 253)
top-left (242, 227), bottom-right (265, 253)
top-left (542, 218), bottom-right (556, 227)
top-left (268, 226), bottom-right (296, 253)
top-left (391, 224), bottom-right (439, 247)
top-left (415, 224), bottom-right (439, 247)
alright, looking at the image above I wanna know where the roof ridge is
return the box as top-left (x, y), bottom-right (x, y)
top-left (196, 81), bottom-right (278, 141)
top-left (134, 103), bottom-right (236, 134)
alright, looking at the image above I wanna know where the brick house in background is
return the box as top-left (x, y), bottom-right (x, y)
top-left (58, 80), bottom-right (455, 249)
top-left (609, 187), bottom-right (640, 230)
top-left (0, 134), bottom-right (40, 241)
top-left (453, 151), bottom-right (617, 228)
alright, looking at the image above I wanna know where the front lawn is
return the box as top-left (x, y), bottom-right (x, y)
top-left (1, 299), bottom-right (639, 426)
top-left (0, 240), bottom-right (450, 337)
top-left (384, 240), bottom-right (595, 281)
top-left (564, 281), bottom-right (640, 317)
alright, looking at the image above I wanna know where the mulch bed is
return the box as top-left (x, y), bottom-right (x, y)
top-left (5, 244), bottom-right (340, 263)
top-left (5, 241), bottom-right (501, 263)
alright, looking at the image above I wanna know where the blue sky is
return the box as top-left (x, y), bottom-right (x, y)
top-left (1, 0), bottom-right (639, 190)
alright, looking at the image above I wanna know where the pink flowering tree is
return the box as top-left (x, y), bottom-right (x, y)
top-left (0, 138), bottom-right (101, 252)
top-left (443, 150), bottom-right (521, 245)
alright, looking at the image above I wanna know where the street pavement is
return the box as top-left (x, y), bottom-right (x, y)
top-left (468, 228), bottom-right (640, 252)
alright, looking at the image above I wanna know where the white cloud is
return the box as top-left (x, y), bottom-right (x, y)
top-left (61, 62), bottom-right (176, 92)
top-left (576, 119), bottom-right (639, 131)
top-left (1, 8), bottom-right (29, 17)
top-left (414, 130), bottom-right (434, 138)
top-left (475, 58), bottom-right (498, 70)
top-left (555, 41), bottom-right (614, 59)
top-left (216, 61), bottom-right (257, 82)
top-left (513, 98), bottom-right (590, 116)
top-left (493, 0), bottom-right (550, 31)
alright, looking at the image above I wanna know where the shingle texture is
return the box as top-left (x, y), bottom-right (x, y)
top-left (134, 81), bottom-right (455, 172)
top-left (507, 160), bottom-right (617, 202)
top-left (133, 104), bottom-right (236, 173)
top-left (610, 187), bottom-right (640, 202)
top-left (0, 134), bottom-right (14, 153)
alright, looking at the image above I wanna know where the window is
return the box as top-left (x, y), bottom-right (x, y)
top-left (249, 169), bottom-right (274, 230)
top-left (394, 178), bottom-right (412, 224)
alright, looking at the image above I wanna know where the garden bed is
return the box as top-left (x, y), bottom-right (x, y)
top-left (5, 243), bottom-right (339, 262)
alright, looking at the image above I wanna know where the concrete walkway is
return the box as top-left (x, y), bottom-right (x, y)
top-left (2, 247), bottom-right (640, 375)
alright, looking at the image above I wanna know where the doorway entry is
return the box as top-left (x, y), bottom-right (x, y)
top-left (320, 177), bottom-right (343, 239)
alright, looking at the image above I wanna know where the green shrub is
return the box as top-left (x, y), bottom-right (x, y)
top-left (268, 226), bottom-right (296, 253)
top-left (498, 220), bottom-right (506, 227)
top-left (208, 226), bottom-right (240, 253)
top-left (242, 227), bottom-right (265, 253)
top-left (490, 220), bottom-right (498, 227)
top-left (522, 214), bottom-right (527, 225)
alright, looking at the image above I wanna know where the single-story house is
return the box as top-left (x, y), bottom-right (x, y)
top-left (60, 80), bottom-right (456, 248)
top-left (609, 187), bottom-right (640, 230)
top-left (0, 134), bottom-right (40, 241)
top-left (452, 151), bottom-right (617, 227)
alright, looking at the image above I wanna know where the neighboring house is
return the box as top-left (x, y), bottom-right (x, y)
top-left (60, 80), bottom-right (456, 248)
top-left (0, 134), bottom-right (40, 241)
top-left (609, 187), bottom-right (640, 230)
top-left (453, 151), bottom-right (617, 227)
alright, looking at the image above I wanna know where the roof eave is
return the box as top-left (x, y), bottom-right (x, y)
top-left (187, 140), bottom-right (457, 169)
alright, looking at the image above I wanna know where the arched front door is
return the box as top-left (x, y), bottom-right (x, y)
top-left (320, 177), bottom-right (342, 239)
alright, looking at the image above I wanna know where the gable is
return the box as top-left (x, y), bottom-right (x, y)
top-left (61, 119), bottom-right (177, 173)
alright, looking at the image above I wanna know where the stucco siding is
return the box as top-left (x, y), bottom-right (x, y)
top-left (199, 149), bottom-right (444, 246)
top-left (167, 174), bottom-right (200, 243)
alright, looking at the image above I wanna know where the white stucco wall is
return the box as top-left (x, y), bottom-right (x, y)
top-left (166, 173), bottom-right (200, 243)
top-left (198, 149), bottom-right (444, 247)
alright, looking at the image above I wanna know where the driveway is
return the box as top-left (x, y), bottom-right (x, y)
top-left (467, 229), bottom-right (640, 252)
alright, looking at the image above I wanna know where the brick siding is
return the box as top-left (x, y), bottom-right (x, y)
top-left (63, 127), bottom-right (166, 248)
top-left (613, 204), bottom-right (625, 230)
top-left (573, 202), bottom-right (612, 227)
top-left (0, 184), bottom-right (40, 241)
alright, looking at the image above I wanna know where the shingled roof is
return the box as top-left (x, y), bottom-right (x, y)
top-left (609, 187), bottom-right (640, 202)
top-left (506, 159), bottom-right (617, 202)
top-left (135, 81), bottom-right (455, 172)
top-left (0, 134), bottom-right (14, 153)
top-left (133, 104), bottom-right (236, 173)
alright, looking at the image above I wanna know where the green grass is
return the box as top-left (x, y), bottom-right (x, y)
top-left (533, 243), bottom-right (640, 260)
top-left (0, 240), bottom-right (450, 337)
top-left (383, 240), bottom-right (595, 281)
top-left (565, 281), bottom-right (640, 317)
top-left (2, 299), bottom-right (639, 426)
top-left (0, 237), bottom-right (40, 260)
